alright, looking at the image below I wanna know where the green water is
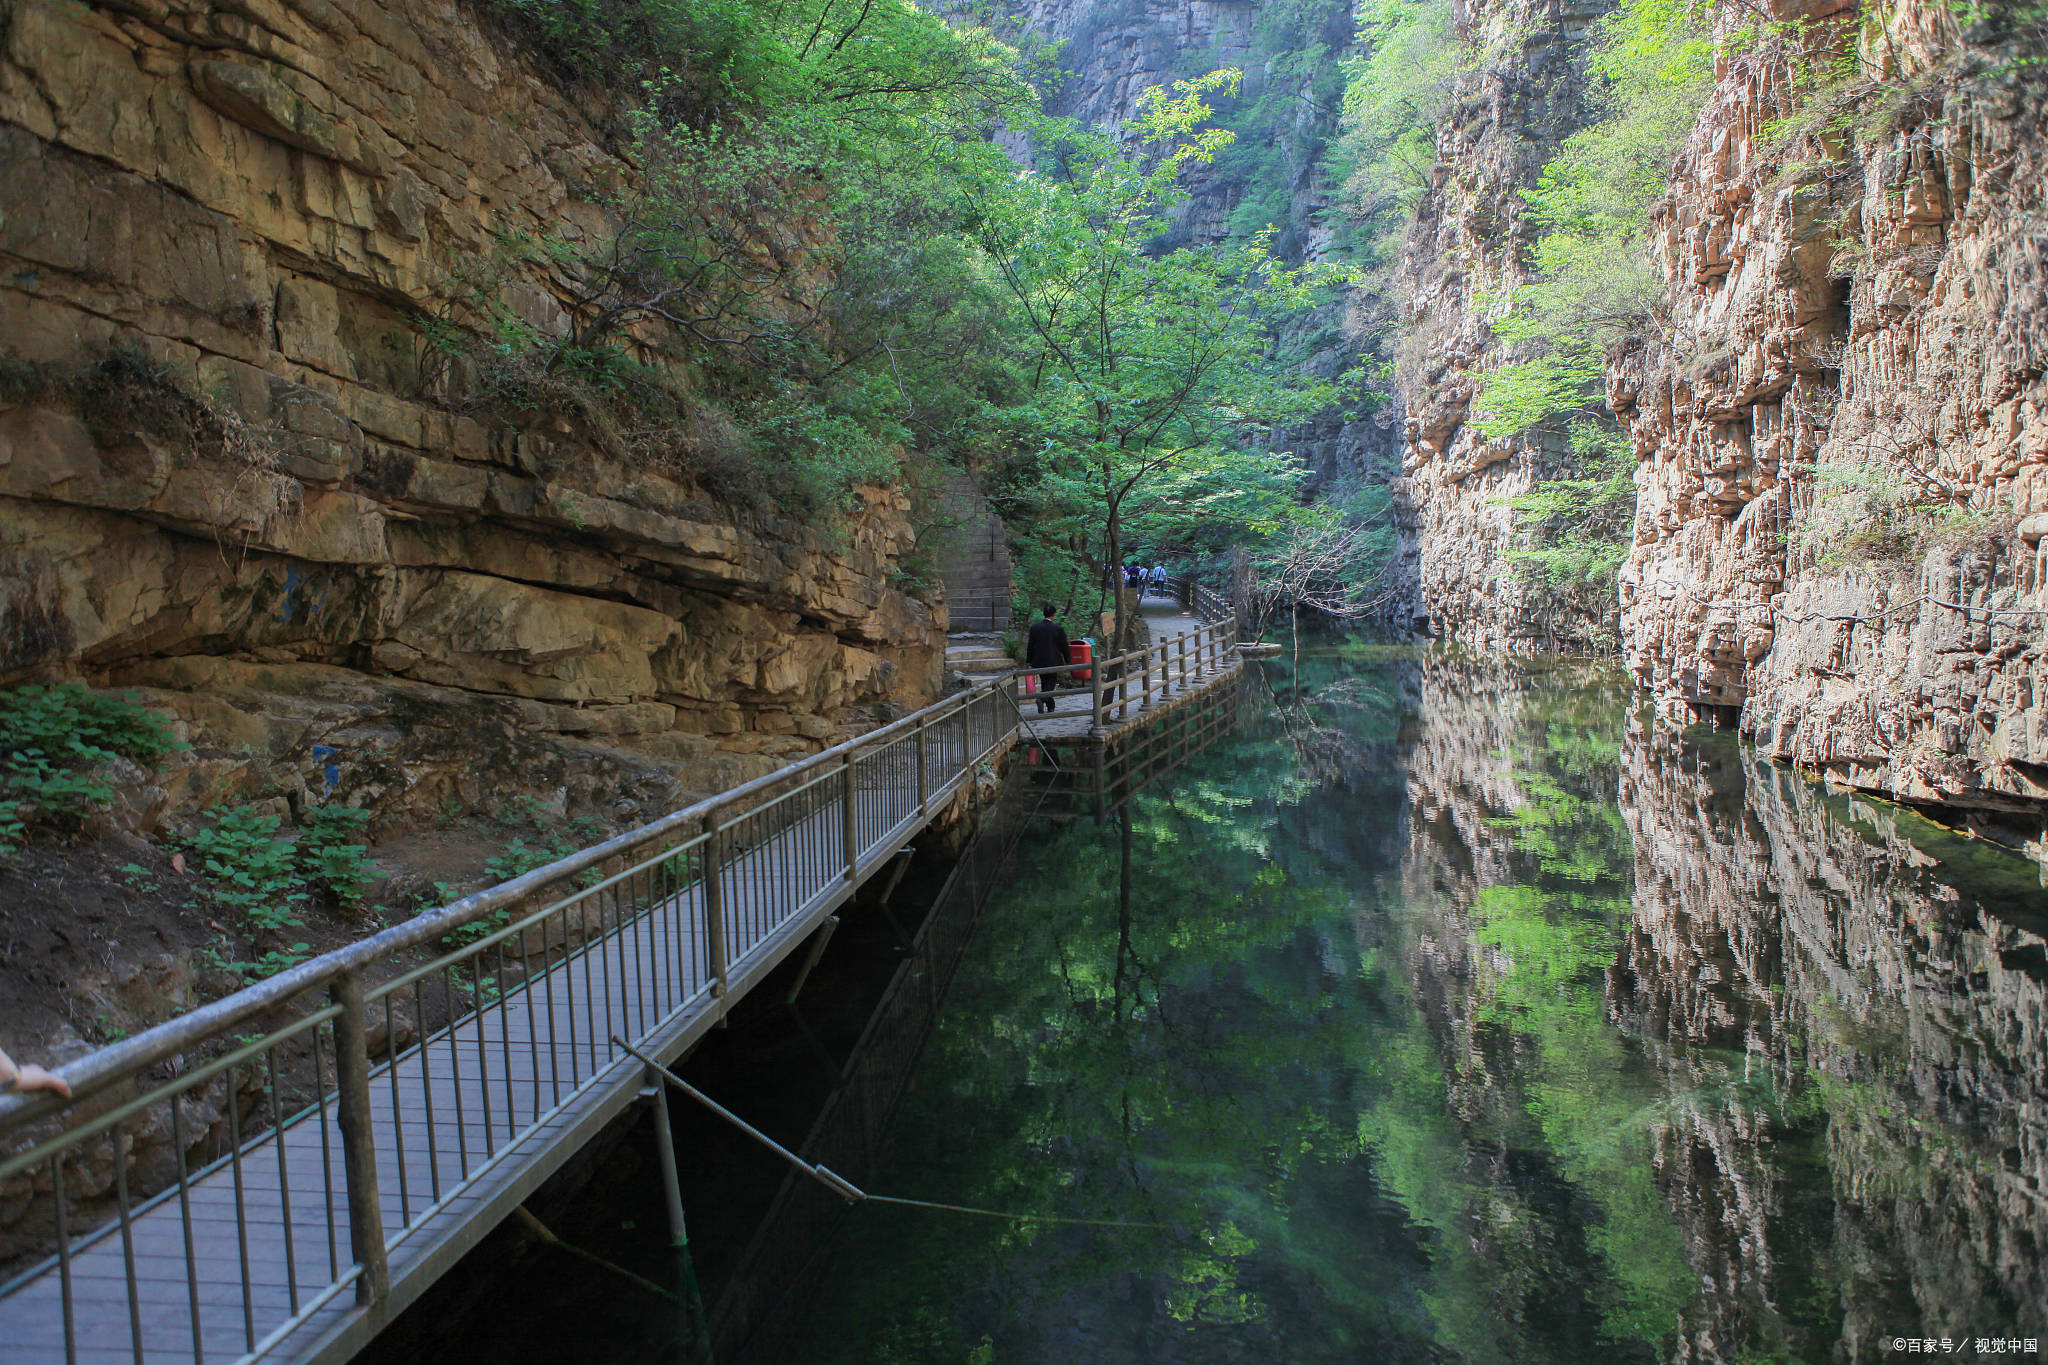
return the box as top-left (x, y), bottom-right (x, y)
top-left (785, 643), bottom-right (2048, 1365)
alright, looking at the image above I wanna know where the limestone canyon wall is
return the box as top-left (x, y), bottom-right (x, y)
top-left (0, 0), bottom-right (944, 836)
top-left (1613, 0), bottom-right (2048, 828)
top-left (1391, 0), bottom-right (1615, 652)
top-left (1393, 0), bottom-right (2048, 828)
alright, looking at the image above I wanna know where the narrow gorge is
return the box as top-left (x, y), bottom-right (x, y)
top-left (1, 0), bottom-right (2045, 1361)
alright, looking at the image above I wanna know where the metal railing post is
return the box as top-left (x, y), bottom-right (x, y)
top-left (331, 971), bottom-right (389, 1305)
top-left (704, 819), bottom-right (727, 996)
top-left (915, 717), bottom-right (929, 815)
top-left (841, 752), bottom-right (858, 882)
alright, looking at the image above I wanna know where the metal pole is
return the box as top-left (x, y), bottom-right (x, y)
top-left (643, 1066), bottom-right (689, 1247)
top-left (703, 821), bottom-right (727, 997)
top-left (331, 972), bottom-right (389, 1305)
top-left (841, 752), bottom-right (858, 882)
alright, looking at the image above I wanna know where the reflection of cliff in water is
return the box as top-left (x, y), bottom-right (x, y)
top-left (1382, 653), bottom-right (2047, 1362)
top-left (1614, 727), bottom-right (2048, 1362)
top-left (1376, 653), bottom-right (1679, 1363)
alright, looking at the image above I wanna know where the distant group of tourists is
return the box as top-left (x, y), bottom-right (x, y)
top-left (1120, 562), bottom-right (1170, 596)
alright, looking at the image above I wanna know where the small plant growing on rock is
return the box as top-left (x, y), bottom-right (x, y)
top-left (179, 801), bottom-right (376, 982)
top-left (298, 805), bottom-right (373, 910)
top-left (0, 684), bottom-right (181, 855)
top-left (183, 808), bottom-right (308, 932)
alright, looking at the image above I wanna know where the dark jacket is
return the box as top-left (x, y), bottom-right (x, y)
top-left (1025, 617), bottom-right (1071, 669)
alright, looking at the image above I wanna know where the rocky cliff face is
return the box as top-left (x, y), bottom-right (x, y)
top-left (0, 0), bottom-right (944, 837)
top-left (1390, 0), bottom-right (1614, 652)
top-left (1613, 0), bottom-right (2048, 833)
top-left (1385, 0), bottom-right (2048, 828)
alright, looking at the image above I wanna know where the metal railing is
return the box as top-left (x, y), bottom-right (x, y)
top-left (0, 675), bottom-right (1023, 1365)
top-left (1021, 671), bottom-right (1246, 823)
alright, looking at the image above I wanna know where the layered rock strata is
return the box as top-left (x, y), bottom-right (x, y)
top-left (1392, 0), bottom-right (1614, 651)
top-left (0, 0), bottom-right (943, 835)
top-left (1612, 0), bottom-right (2048, 825)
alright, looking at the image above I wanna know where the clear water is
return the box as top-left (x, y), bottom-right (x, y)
top-left (781, 643), bottom-right (2048, 1364)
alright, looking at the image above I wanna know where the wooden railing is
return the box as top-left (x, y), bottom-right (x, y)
top-left (1022, 575), bottom-right (1242, 738)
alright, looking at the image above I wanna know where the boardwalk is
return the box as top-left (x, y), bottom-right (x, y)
top-left (1019, 596), bottom-right (1240, 745)
top-left (0, 582), bottom-right (1247, 1365)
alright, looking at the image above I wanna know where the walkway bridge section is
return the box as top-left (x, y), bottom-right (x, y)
top-left (712, 672), bottom-right (1248, 1363)
top-left (1016, 578), bottom-right (1241, 747)
top-left (0, 580), bottom-right (1246, 1365)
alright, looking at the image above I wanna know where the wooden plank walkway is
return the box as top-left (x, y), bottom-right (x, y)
top-left (0, 721), bottom-right (998, 1365)
top-left (0, 587), bottom-right (1251, 1365)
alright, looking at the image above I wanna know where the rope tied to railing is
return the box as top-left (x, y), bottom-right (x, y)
top-left (614, 1040), bottom-right (1166, 1232)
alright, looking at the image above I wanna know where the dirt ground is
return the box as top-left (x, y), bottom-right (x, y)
top-left (0, 817), bottom-right (563, 1077)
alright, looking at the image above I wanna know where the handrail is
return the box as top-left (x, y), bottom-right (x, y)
top-left (0, 671), bottom-right (1019, 1129)
top-left (1009, 575), bottom-right (1243, 737)
top-left (0, 574), bottom-right (1242, 1365)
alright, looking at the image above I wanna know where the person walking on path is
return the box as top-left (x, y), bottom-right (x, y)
top-left (1150, 563), bottom-right (1169, 598)
top-left (1025, 603), bottom-right (1071, 714)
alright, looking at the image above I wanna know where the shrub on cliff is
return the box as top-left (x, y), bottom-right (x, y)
top-left (1330, 0), bottom-right (1460, 273)
top-left (1470, 0), bottom-right (1717, 440)
top-left (453, 0), bottom-right (1040, 518)
top-left (0, 685), bottom-right (181, 855)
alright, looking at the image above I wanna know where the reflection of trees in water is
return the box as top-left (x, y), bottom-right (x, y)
top-left (1614, 723), bottom-right (2048, 1361)
top-left (790, 645), bottom-right (2046, 1365)
top-left (1374, 652), bottom-right (1692, 1364)
top-left (794, 644), bottom-right (1425, 1364)
top-left (1380, 652), bottom-right (2046, 1364)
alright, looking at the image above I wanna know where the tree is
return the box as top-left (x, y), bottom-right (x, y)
top-left (972, 73), bottom-right (1342, 646)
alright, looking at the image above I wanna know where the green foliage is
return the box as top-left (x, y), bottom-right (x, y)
top-left (435, 805), bottom-right (609, 949)
top-left (1476, 0), bottom-right (1718, 437)
top-left (182, 808), bottom-right (308, 933)
top-left (299, 804), bottom-right (372, 910)
top-left (1469, 339), bottom-right (1609, 441)
top-left (976, 74), bottom-right (1348, 634)
top-left (181, 802), bottom-right (374, 961)
top-left (441, 0), bottom-right (1041, 519)
top-left (0, 684), bottom-right (180, 854)
top-left (1191, 0), bottom-right (1355, 257)
top-left (1331, 0), bottom-right (1461, 268)
top-left (199, 940), bottom-right (314, 985)
top-left (1501, 419), bottom-right (1636, 617)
